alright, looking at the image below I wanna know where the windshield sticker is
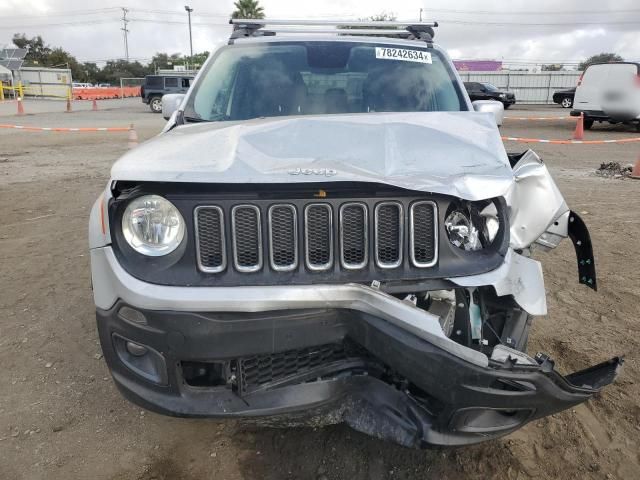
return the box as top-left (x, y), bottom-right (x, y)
top-left (375, 47), bottom-right (432, 64)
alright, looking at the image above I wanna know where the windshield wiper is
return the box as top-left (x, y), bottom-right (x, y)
top-left (183, 116), bottom-right (208, 123)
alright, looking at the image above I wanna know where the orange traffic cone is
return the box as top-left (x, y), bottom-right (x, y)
top-left (631, 155), bottom-right (640, 179)
top-left (573, 112), bottom-right (584, 140)
top-left (128, 124), bottom-right (138, 149)
top-left (65, 98), bottom-right (72, 113)
top-left (16, 98), bottom-right (25, 115)
top-left (92, 99), bottom-right (98, 111)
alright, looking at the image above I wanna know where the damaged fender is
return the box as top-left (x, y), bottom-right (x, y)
top-left (449, 249), bottom-right (547, 315)
top-left (506, 150), bottom-right (569, 250)
top-left (449, 150), bottom-right (598, 313)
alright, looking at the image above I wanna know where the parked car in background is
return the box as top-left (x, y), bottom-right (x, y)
top-left (464, 82), bottom-right (516, 108)
top-left (141, 75), bottom-right (194, 113)
top-left (571, 62), bottom-right (640, 130)
top-left (552, 87), bottom-right (576, 108)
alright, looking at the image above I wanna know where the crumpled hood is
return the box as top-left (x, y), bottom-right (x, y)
top-left (112, 112), bottom-right (514, 201)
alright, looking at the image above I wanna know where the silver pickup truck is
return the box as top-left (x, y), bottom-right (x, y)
top-left (89, 20), bottom-right (621, 448)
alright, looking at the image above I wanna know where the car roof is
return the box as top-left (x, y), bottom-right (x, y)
top-left (585, 61), bottom-right (640, 69)
top-left (230, 34), bottom-right (445, 52)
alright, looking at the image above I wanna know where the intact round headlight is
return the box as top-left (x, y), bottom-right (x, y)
top-left (121, 195), bottom-right (185, 256)
top-left (445, 202), bottom-right (499, 251)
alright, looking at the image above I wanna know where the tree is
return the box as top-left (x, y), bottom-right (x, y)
top-left (96, 60), bottom-right (151, 85)
top-left (368, 13), bottom-right (397, 22)
top-left (184, 52), bottom-right (209, 69)
top-left (150, 52), bottom-right (183, 71)
top-left (81, 63), bottom-right (100, 83)
top-left (12, 34), bottom-right (51, 66)
top-left (578, 53), bottom-right (624, 71)
top-left (48, 47), bottom-right (82, 79)
top-left (231, 0), bottom-right (265, 19)
top-left (339, 13), bottom-right (399, 36)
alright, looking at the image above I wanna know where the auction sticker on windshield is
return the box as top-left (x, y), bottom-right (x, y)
top-left (375, 47), bottom-right (432, 64)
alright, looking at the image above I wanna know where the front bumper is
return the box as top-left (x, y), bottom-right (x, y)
top-left (571, 109), bottom-right (640, 122)
top-left (98, 301), bottom-right (621, 448)
top-left (93, 245), bottom-right (621, 447)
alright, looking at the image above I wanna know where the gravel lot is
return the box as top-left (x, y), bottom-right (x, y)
top-left (1, 99), bottom-right (639, 480)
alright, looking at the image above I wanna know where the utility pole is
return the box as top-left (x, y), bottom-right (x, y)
top-left (419, 8), bottom-right (423, 21)
top-left (121, 7), bottom-right (130, 62)
top-left (184, 6), bottom-right (194, 59)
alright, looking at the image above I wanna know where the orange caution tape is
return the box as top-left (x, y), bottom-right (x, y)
top-left (72, 86), bottom-right (141, 100)
top-left (502, 136), bottom-right (640, 144)
top-left (0, 123), bottom-right (130, 132)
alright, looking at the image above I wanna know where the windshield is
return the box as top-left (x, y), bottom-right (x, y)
top-left (482, 83), bottom-right (500, 92)
top-left (184, 41), bottom-right (466, 122)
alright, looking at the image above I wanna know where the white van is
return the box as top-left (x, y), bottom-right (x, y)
top-left (572, 62), bottom-right (640, 131)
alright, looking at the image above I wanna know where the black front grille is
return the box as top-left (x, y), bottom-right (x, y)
top-left (232, 205), bottom-right (262, 271)
top-left (237, 342), bottom-right (368, 394)
top-left (375, 202), bottom-right (403, 268)
top-left (305, 204), bottom-right (333, 270)
top-left (195, 206), bottom-right (226, 272)
top-left (411, 201), bottom-right (437, 267)
top-left (340, 203), bottom-right (367, 269)
top-left (194, 197), bottom-right (439, 277)
top-left (269, 205), bottom-right (297, 270)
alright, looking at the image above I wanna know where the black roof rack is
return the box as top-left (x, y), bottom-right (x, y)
top-left (229, 19), bottom-right (438, 43)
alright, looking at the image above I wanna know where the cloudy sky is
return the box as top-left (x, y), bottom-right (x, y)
top-left (1, 0), bottom-right (639, 68)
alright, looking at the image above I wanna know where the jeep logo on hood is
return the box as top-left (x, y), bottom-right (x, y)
top-left (288, 168), bottom-right (337, 177)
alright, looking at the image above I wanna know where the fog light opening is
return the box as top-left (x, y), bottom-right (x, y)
top-left (126, 341), bottom-right (148, 357)
top-left (118, 306), bottom-right (147, 325)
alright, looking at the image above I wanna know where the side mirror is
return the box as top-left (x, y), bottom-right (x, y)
top-left (472, 100), bottom-right (504, 127)
top-left (162, 93), bottom-right (186, 120)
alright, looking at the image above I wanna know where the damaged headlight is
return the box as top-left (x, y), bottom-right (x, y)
top-left (444, 202), bottom-right (499, 251)
top-left (122, 195), bottom-right (185, 256)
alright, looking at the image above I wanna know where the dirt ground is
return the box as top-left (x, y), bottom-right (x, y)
top-left (1, 99), bottom-right (639, 480)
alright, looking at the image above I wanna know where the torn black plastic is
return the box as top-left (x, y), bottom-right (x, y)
top-left (96, 302), bottom-right (622, 447)
top-left (568, 210), bottom-right (597, 291)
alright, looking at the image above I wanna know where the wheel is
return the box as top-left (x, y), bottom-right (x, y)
top-left (503, 103), bottom-right (511, 109)
top-left (149, 96), bottom-right (162, 113)
top-left (583, 118), bottom-right (594, 130)
top-left (561, 97), bottom-right (573, 108)
top-left (635, 122), bottom-right (640, 133)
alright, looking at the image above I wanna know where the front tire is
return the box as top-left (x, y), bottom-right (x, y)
top-left (584, 118), bottom-right (594, 130)
top-left (149, 96), bottom-right (162, 113)
top-left (503, 103), bottom-right (511, 109)
top-left (561, 97), bottom-right (573, 108)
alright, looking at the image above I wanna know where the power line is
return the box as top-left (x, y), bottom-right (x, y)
top-left (121, 8), bottom-right (130, 62)
top-left (0, 7), bottom-right (120, 20)
top-left (440, 18), bottom-right (640, 27)
top-left (0, 19), bottom-right (120, 29)
top-left (424, 7), bottom-right (640, 16)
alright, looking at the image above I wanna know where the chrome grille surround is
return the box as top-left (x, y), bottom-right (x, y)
top-left (195, 198), bottom-right (438, 276)
top-left (409, 200), bottom-right (438, 268)
top-left (304, 203), bottom-right (333, 271)
top-left (339, 202), bottom-right (368, 270)
top-left (374, 201), bottom-right (404, 269)
top-left (194, 206), bottom-right (227, 273)
top-left (231, 204), bottom-right (263, 273)
top-left (268, 204), bottom-right (298, 271)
